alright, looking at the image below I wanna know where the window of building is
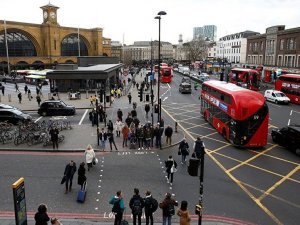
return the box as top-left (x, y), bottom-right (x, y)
top-left (54, 40), bottom-right (56, 50)
top-left (280, 39), bottom-right (284, 50)
top-left (260, 42), bottom-right (264, 51)
top-left (61, 34), bottom-right (88, 56)
top-left (0, 31), bottom-right (37, 57)
top-left (249, 43), bottom-right (252, 51)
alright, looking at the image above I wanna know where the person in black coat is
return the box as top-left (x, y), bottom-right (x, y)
top-left (165, 155), bottom-right (177, 185)
top-left (129, 188), bottom-right (145, 225)
top-left (77, 162), bottom-right (86, 190)
top-left (107, 120), bottom-right (114, 133)
top-left (49, 127), bottom-right (59, 149)
top-left (164, 125), bottom-right (173, 145)
top-left (178, 138), bottom-right (190, 164)
top-left (144, 104), bottom-right (150, 119)
top-left (34, 204), bottom-right (50, 225)
top-left (117, 108), bottom-right (123, 121)
top-left (108, 131), bottom-right (118, 151)
top-left (64, 160), bottom-right (77, 193)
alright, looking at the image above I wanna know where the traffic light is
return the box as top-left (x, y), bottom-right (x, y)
top-left (138, 88), bottom-right (143, 102)
top-left (154, 104), bottom-right (159, 113)
top-left (188, 158), bottom-right (200, 176)
top-left (106, 95), bottom-right (110, 103)
top-left (145, 94), bottom-right (150, 102)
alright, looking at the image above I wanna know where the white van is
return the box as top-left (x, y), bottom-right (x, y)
top-left (264, 90), bottom-right (290, 104)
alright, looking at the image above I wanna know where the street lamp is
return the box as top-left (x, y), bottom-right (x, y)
top-left (154, 11), bottom-right (166, 123)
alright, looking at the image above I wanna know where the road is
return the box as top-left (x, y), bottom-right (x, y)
top-left (0, 71), bottom-right (300, 224)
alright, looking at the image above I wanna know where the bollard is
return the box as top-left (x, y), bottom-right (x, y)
top-left (175, 121), bottom-right (178, 133)
top-left (8, 94), bottom-right (11, 102)
top-left (86, 90), bottom-right (88, 99)
top-left (57, 92), bottom-right (60, 100)
top-left (48, 93), bottom-right (51, 100)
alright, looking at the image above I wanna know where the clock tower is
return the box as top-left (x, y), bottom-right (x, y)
top-left (41, 3), bottom-right (59, 25)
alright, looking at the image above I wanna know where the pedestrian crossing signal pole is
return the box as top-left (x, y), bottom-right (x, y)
top-left (197, 151), bottom-right (205, 225)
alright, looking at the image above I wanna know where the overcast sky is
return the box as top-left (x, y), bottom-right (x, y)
top-left (1, 0), bottom-right (300, 45)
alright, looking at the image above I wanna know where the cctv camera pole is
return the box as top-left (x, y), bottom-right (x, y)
top-left (198, 151), bottom-right (205, 225)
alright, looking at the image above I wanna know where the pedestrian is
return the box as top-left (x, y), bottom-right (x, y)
top-left (15, 82), bottom-right (19, 92)
top-left (117, 108), bottom-right (123, 121)
top-left (1, 85), bottom-right (5, 96)
top-left (63, 160), bottom-right (77, 194)
top-left (50, 218), bottom-right (63, 225)
top-left (145, 103), bottom-right (150, 119)
top-left (144, 126), bottom-right (152, 150)
top-left (28, 89), bottom-right (32, 101)
top-left (133, 102), bottom-right (137, 110)
top-left (34, 203), bottom-right (50, 225)
top-left (125, 114), bottom-right (133, 127)
top-left (122, 124), bottom-right (129, 147)
top-left (99, 128), bottom-right (107, 151)
top-left (177, 200), bottom-right (191, 225)
top-left (108, 131), bottom-right (118, 151)
top-left (109, 190), bottom-right (125, 225)
top-left (115, 119), bottom-right (123, 137)
top-left (131, 107), bottom-right (137, 118)
top-left (77, 162), bottom-right (86, 190)
top-left (49, 126), bottom-right (59, 149)
top-left (178, 138), bottom-right (189, 164)
top-left (36, 95), bottom-right (41, 106)
top-left (93, 109), bottom-right (98, 127)
top-left (24, 84), bottom-right (28, 94)
top-left (18, 92), bottom-right (22, 103)
top-left (165, 155), bottom-right (177, 185)
top-left (165, 125), bottom-right (173, 145)
top-left (159, 193), bottom-right (178, 225)
top-left (107, 119), bottom-right (114, 133)
top-left (193, 137), bottom-right (205, 159)
top-left (89, 96), bottom-right (94, 106)
top-left (85, 144), bottom-right (96, 171)
top-left (136, 125), bottom-right (144, 150)
top-left (92, 95), bottom-right (97, 105)
top-left (128, 92), bottom-right (132, 104)
top-left (129, 188), bottom-right (144, 225)
top-left (144, 190), bottom-right (158, 225)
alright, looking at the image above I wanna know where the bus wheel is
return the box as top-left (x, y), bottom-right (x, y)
top-left (222, 129), bottom-right (227, 139)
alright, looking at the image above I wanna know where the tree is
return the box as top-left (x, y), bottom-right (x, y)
top-left (183, 37), bottom-right (208, 62)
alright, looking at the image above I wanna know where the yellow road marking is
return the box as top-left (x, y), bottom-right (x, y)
top-left (226, 144), bottom-right (278, 173)
top-left (258, 164), bottom-right (300, 202)
top-left (161, 106), bottom-right (284, 225)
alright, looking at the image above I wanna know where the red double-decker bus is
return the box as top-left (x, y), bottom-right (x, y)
top-left (201, 80), bottom-right (269, 147)
top-left (160, 64), bottom-right (172, 83)
top-left (275, 73), bottom-right (300, 104)
top-left (228, 68), bottom-right (261, 91)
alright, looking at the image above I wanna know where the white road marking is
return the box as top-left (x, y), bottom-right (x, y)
top-left (290, 110), bottom-right (293, 116)
top-left (35, 116), bottom-right (43, 122)
top-left (163, 97), bottom-right (168, 101)
top-left (288, 119), bottom-right (290, 126)
top-left (79, 109), bottom-right (88, 125)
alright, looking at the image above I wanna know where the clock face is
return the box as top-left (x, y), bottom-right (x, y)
top-left (43, 11), bottom-right (48, 19)
top-left (50, 12), bottom-right (56, 19)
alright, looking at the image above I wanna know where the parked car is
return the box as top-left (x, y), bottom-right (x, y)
top-left (38, 100), bottom-right (76, 116)
top-left (199, 73), bottom-right (210, 83)
top-left (271, 125), bottom-right (300, 155)
top-left (0, 108), bottom-right (32, 124)
top-left (264, 90), bottom-right (290, 104)
top-left (0, 103), bottom-right (20, 110)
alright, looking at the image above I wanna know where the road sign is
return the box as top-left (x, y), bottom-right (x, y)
top-left (12, 177), bottom-right (27, 225)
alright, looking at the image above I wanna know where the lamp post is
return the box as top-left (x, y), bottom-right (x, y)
top-left (155, 11), bottom-right (166, 123)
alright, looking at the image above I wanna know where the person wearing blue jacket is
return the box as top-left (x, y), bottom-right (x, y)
top-left (109, 190), bottom-right (125, 225)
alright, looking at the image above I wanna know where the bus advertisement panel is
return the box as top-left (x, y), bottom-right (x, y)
top-left (228, 68), bottom-right (261, 91)
top-left (275, 73), bottom-right (300, 104)
top-left (201, 80), bottom-right (269, 147)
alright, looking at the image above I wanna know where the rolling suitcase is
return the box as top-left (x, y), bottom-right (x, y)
top-left (77, 181), bottom-right (87, 203)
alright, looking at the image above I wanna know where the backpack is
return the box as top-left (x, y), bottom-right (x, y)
top-left (165, 203), bottom-right (175, 216)
top-left (112, 199), bottom-right (121, 214)
top-left (132, 198), bottom-right (142, 215)
top-left (149, 197), bottom-right (158, 213)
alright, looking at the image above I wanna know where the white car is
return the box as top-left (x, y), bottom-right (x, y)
top-left (264, 90), bottom-right (290, 104)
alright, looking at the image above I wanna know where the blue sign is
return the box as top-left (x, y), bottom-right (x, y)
top-left (219, 102), bottom-right (228, 112)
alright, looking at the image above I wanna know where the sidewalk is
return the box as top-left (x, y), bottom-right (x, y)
top-left (0, 71), bottom-right (183, 151)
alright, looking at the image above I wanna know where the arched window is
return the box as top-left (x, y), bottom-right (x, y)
top-left (0, 32), bottom-right (37, 57)
top-left (61, 34), bottom-right (88, 56)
